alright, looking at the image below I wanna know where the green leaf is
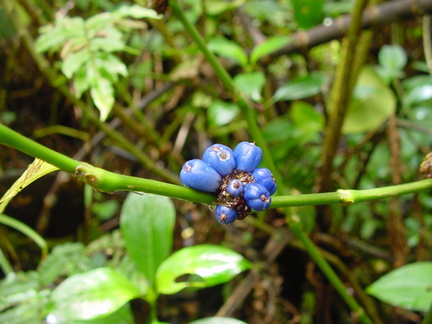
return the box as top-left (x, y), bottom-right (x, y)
top-left (207, 36), bottom-right (248, 68)
top-left (156, 245), bottom-right (252, 295)
top-left (0, 158), bottom-right (58, 214)
top-left (38, 242), bottom-right (94, 286)
top-left (366, 262), bottom-right (432, 312)
top-left (61, 49), bottom-right (90, 79)
top-left (234, 71), bottom-right (265, 102)
top-left (404, 84), bottom-right (432, 108)
top-left (290, 101), bottom-right (324, 138)
top-left (188, 317), bottom-right (248, 324)
top-left (47, 267), bottom-right (140, 321)
top-left (49, 304), bottom-right (135, 324)
top-left (250, 36), bottom-right (290, 65)
top-left (90, 73), bottom-right (115, 121)
top-left (35, 17), bottom-right (85, 53)
top-left (378, 45), bottom-right (407, 73)
top-left (113, 4), bottom-right (160, 19)
top-left (120, 193), bottom-right (175, 284)
top-left (342, 66), bottom-right (396, 133)
top-left (207, 100), bottom-right (240, 127)
top-left (292, 0), bottom-right (324, 29)
top-left (273, 72), bottom-right (327, 102)
top-left (205, 0), bottom-right (246, 15)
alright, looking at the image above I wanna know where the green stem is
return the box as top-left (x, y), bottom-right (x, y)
top-left (0, 214), bottom-right (48, 260)
top-left (271, 180), bottom-right (432, 208)
top-left (0, 247), bottom-right (13, 275)
top-left (3, 123), bottom-right (431, 208)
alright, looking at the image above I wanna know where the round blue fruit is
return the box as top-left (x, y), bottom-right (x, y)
top-left (233, 142), bottom-right (263, 172)
top-left (244, 183), bottom-right (271, 211)
top-left (202, 144), bottom-right (236, 176)
top-left (226, 179), bottom-right (244, 197)
top-left (252, 168), bottom-right (277, 195)
top-left (180, 159), bottom-right (222, 193)
top-left (215, 205), bottom-right (238, 224)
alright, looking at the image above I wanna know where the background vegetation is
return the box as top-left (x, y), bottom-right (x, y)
top-left (1, 0), bottom-right (432, 323)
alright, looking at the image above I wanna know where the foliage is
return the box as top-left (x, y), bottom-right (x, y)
top-left (1, 0), bottom-right (432, 322)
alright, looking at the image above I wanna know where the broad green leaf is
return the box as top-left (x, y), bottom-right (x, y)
top-left (0, 158), bottom-right (58, 214)
top-left (47, 304), bottom-right (135, 324)
top-left (61, 49), bottom-right (90, 78)
top-left (366, 262), bottom-right (432, 312)
top-left (250, 36), bottom-right (290, 65)
top-left (273, 73), bottom-right (327, 102)
top-left (234, 71), bottom-right (265, 102)
top-left (207, 36), bottom-right (248, 68)
top-left (290, 101), bottom-right (324, 135)
top-left (48, 267), bottom-right (140, 321)
top-left (189, 317), bottom-right (248, 324)
top-left (120, 193), bottom-right (175, 283)
top-left (342, 66), bottom-right (396, 133)
top-left (156, 245), bottom-right (252, 295)
top-left (262, 117), bottom-right (293, 143)
top-left (207, 100), bottom-right (240, 127)
top-left (292, 0), bottom-right (324, 29)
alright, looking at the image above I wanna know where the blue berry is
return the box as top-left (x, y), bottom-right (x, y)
top-left (244, 183), bottom-right (271, 211)
top-left (180, 159), bottom-right (222, 193)
top-left (233, 142), bottom-right (263, 172)
top-left (252, 168), bottom-right (277, 195)
top-left (226, 179), bottom-right (244, 197)
top-left (202, 144), bottom-right (236, 176)
top-left (215, 205), bottom-right (237, 224)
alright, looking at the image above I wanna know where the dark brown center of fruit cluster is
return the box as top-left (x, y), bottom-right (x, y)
top-left (216, 169), bottom-right (255, 220)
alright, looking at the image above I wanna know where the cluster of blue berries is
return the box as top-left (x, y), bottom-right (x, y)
top-left (180, 142), bottom-right (277, 225)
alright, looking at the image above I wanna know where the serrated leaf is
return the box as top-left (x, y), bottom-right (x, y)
top-left (48, 267), bottom-right (140, 321)
top-left (250, 36), bottom-right (290, 65)
top-left (0, 159), bottom-right (58, 214)
top-left (273, 73), bottom-right (327, 102)
top-left (207, 36), bottom-right (248, 68)
top-left (120, 193), bottom-right (175, 284)
top-left (234, 71), bottom-right (265, 102)
top-left (342, 66), bottom-right (396, 133)
top-left (74, 67), bottom-right (90, 98)
top-left (207, 100), bottom-right (240, 127)
top-left (61, 49), bottom-right (90, 78)
top-left (366, 262), bottom-right (432, 312)
top-left (156, 245), bottom-right (252, 295)
top-left (90, 74), bottom-right (115, 121)
top-left (35, 17), bottom-right (85, 53)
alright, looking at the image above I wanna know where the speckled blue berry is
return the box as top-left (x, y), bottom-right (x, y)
top-left (226, 179), bottom-right (244, 197)
top-left (252, 168), bottom-right (277, 195)
top-left (215, 205), bottom-right (238, 224)
top-left (233, 142), bottom-right (263, 172)
top-left (180, 159), bottom-right (222, 193)
top-left (202, 144), bottom-right (236, 176)
top-left (244, 183), bottom-right (271, 211)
